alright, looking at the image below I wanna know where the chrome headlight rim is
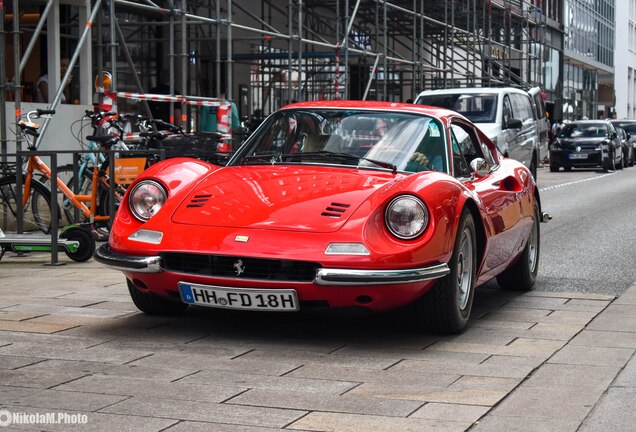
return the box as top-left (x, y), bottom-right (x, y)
top-left (384, 195), bottom-right (429, 240)
top-left (128, 180), bottom-right (168, 222)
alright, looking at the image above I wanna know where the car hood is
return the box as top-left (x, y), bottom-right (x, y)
top-left (473, 123), bottom-right (500, 140)
top-left (557, 137), bottom-right (606, 147)
top-left (171, 165), bottom-right (398, 232)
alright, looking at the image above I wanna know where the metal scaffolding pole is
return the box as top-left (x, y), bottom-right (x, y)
top-left (12, 0), bottom-right (22, 154)
top-left (0, 0), bottom-right (7, 165)
top-left (18, 0), bottom-right (55, 76)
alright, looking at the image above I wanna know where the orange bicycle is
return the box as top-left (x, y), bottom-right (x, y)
top-left (0, 109), bottom-right (116, 257)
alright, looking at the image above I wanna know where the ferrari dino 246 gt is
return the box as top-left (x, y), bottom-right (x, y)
top-left (95, 101), bottom-right (549, 334)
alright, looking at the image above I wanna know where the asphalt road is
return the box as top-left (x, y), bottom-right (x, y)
top-left (528, 165), bottom-right (636, 296)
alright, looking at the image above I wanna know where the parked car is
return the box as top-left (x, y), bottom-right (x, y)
top-left (528, 87), bottom-right (550, 163)
top-left (415, 87), bottom-right (540, 179)
top-left (550, 120), bottom-right (623, 172)
top-left (609, 120), bottom-right (636, 166)
top-left (95, 101), bottom-right (548, 334)
top-left (615, 126), bottom-right (633, 168)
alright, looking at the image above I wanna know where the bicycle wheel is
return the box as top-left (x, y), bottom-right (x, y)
top-left (0, 176), bottom-right (53, 234)
top-left (38, 164), bottom-right (77, 226)
top-left (64, 168), bottom-right (97, 223)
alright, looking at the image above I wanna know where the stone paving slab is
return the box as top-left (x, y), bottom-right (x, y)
top-left (0, 254), bottom-right (634, 431)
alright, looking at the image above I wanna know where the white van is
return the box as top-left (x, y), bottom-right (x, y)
top-left (415, 87), bottom-right (540, 178)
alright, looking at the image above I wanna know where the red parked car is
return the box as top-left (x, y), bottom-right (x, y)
top-left (95, 101), bottom-right (549, 334)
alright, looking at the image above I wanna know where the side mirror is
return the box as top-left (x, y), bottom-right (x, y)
top-left (505, 118), bottom-right (523, 129)
top-left (470, 158), bottom-right (491, 178)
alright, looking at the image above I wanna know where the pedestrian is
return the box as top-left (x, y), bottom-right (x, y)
top-left (551, 119), bottom-right (564, 141)
top-left (35, 57), bottom-right (72, 104)
top-left (200, 86), bottom-right (241, 134)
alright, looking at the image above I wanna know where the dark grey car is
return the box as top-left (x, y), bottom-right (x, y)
top-left (610, 120), bottom-right (636, 167)
top-left (550, 120), bottom-right (623, 172)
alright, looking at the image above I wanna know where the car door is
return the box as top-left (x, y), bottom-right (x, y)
top-left (450, 120), bottom-right (524, 275)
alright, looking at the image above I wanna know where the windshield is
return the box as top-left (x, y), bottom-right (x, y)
top-left (559, 123), bottom-right (609, 138)
top-left (233, 109), bottom-right (449, 174)
top-left (612, 122), bottom-right (636, 134)
top-left (417, 93), bottom-right (497, 123)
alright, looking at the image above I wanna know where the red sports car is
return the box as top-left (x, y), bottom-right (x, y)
top-left (95, 101), bottom-right (549, 333)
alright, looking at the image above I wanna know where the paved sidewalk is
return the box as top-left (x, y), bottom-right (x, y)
top-left (0, 250), bottom-right (634, 431)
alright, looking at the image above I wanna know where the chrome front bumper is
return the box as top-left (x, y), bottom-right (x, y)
top-left (94, 244), bottom-right (162, 273)
top-left (94, 243), bottom-right (450, 285)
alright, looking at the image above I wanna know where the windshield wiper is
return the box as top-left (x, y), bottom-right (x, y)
top-left (241, 152), bottom-right (280, 165)
top-left (281, 151), bottom-right (397, 174)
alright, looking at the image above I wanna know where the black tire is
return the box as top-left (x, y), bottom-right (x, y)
top-left (497, 201), bottom-right (540, 291)
top-left (0, 176), bottom-right (53, 234)
top-left (631, 151), bottom-right (635, 167)
top-left (529, 156), bottom-right (537, 180)
top-left (127, 279), bottom-right (188, 315)
top-left (549, 164), bottom-right (559, 172)
top-left (61, 226), bottom-right (96, 262)
top-left (603, 150), bottom-right (616, 172)
top-left (414, 209), bottom-right (477, 334)
top-left (618, 153), bottom-right (625, 170)
top-left (623, 152), bottom-right (629, 168)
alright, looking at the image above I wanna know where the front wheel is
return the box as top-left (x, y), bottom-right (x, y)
top-left (413, 209), bottom-right (477, 334)
top-left (497, 201), bottom-right (540, 291)
top-left (127, 279), bottom-right (189, 315)
top-left (549, 164), bottom-right (559, 172)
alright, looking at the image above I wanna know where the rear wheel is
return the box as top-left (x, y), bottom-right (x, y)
top-left (529, 157), bottom-right (537, 180)
top-left (497, 201), bottom-right (540, 291)
top-left (413, 209), bottom-right (476, 334)
top-left (127, 279), bottom-right (189, 315)
top-left (604, 150), bottom-right (617, 172)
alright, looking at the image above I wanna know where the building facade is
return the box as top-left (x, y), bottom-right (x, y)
top-left (614, 0), bottom-right (636, 119)
top-left (562, 0), bottom-right (615, 120)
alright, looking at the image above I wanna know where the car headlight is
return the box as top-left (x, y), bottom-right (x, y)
top-left (385, 195), bottom-right (428, 240)
top-left (129, 180), bottom-right (167, 222)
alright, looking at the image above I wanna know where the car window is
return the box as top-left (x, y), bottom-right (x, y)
top-left (559, 123), bottom-right (609, 138)
top-left (237, 109), bottom-right (449, 174)
top-left (502, 96), bottom-right (512, 125)
top-left (510, 94), bottom-right (534, 122)
top-left (450, 123), bottom-right (482, 178)
top-left (416, 93), bottom-right (497, 123)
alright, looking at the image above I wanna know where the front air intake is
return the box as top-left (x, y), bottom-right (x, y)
top-left (321, 202), bottom-right (351, 218)
top-left (186, 194), bottom-right (212, 208)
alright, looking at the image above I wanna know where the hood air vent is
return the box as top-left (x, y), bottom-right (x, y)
top-left (186, 194), bottom-right (212, 208)
top-left (321, 202), bottom-right (351, 218)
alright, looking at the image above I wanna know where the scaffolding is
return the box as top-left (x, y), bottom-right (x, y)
top-left (1, 0), bottom-right (552, 152)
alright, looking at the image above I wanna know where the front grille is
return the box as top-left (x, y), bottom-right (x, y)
top-left (161, 253), bottom-right (321, 282)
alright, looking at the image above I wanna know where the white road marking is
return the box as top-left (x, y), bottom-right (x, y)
top-left (539, 172), bottom-right (617, 192)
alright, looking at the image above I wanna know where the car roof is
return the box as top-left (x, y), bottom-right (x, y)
top-left (416, 87), bottom-right (530, 97)
top-left (567, 120), bottom-right (609, 125)
top-left (280, 100), bottom-right (461, 119)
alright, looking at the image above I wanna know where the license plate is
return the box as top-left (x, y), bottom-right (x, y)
top-left (569, 153), bottom-right (588, 159)
top-left (178, 282), bottom-right (299, 311)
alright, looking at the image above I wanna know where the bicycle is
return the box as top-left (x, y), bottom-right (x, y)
top-left (0, 109), bottom-right (108, 261)
top-left (58, 110), bottom-right (133, 224)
